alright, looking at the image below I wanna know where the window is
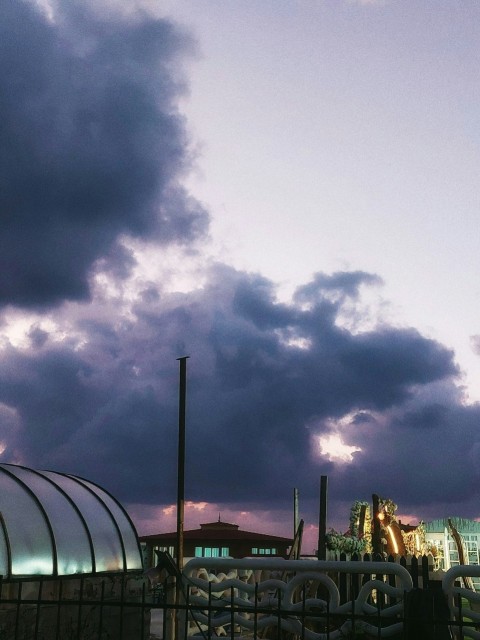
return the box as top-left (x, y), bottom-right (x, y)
top-left (251, 547), bottom-right (276, 555)
top-left (154, 545), bottom-right (175, 558)
top-left (195, 547), bottom-right (230, 558)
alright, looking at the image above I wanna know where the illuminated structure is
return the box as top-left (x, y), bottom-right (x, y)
top-left (0, 463), bottom-right (143, 577)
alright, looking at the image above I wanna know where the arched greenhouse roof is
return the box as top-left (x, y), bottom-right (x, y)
top-left (0, 463), bottom-right (143, 578)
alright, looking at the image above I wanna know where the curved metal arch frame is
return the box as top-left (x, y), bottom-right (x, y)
top-left (23, 466), bottom-right (97, 574)
top-left (0, 510), bottom-right (12, 578)
top-left (66, 472), bottom-right (143, 571)
top-left (0, 465), bottom-right (58, 576)
top-left (56, 471), bottom-right (128, 573)
top-left (0, 463), bottom-right (141, 578)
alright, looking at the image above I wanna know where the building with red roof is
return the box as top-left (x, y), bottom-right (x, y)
top-left (140, 519), bottom-right (293, 567)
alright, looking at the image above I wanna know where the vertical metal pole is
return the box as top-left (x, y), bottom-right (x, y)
top-left (317, 475), bottom-right (328, 560)
top-left (176, 356), bottom-right (189, 571)
top-left (174, 356), bottom-right (189, 640)
top-left (293, 488), bottom-right (299, 539)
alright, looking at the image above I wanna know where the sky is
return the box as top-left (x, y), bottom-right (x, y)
top-left (1, 0), bottom-right (480, 554)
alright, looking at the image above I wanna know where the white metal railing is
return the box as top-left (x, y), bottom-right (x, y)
top-left (443, 564), bottom-right (480, 639)
top-left (181, 557), bottom-right (413, 639)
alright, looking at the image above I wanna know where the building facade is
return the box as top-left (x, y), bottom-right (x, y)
top-left (425, 517), bottom-right (480, 587)
top-left (140, 520), bottom-right (293, 568)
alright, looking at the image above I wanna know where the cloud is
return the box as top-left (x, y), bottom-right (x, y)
top-left (1, 0), bottom-right (477, 537)
top-left (471, 335), bottom-right (480, 356)
top-left (294, 271), bottom-right (383, 306)
top-left (0, 262), bottom-right (461, 524)
top-left (0, 0), bottom-right (208, 308)
top-left (332, 396), bottom-right (480, 514)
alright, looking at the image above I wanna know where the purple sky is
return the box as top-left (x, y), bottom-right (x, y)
top-left (1, 0), bottom-right (480, 554)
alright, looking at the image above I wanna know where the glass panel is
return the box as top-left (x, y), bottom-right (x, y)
top-left (71, 477), bottom-right (142, 570)
top-left (195, 547), bottom-right (202, 557)
top-left (0, 471), bottom-right (53, 576)
top-left (221, 547), bottom-right (229, 557)
top-left (39, 471), bottom-right (123, 572)
top-left (5, 466), bottom-right (93, 575)
top-left (0, 521), bottom-right (8, 576)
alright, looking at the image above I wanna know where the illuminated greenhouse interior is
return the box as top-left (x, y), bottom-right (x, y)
top-left (0, 463), bottom-right (143, 577)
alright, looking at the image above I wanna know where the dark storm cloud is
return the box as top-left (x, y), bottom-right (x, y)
top-left (2, 0), bottom-right (474, 534)
top-left (331, 397), bottom-right (480, 517)
top-left (0, 0), bottom-right (207, 308)
top-left (0, 266), bottom-right (462, 514)
top-left (232, 273), bottom-right (295, 329)
top-left (294, 271), bottom-right (383, 304)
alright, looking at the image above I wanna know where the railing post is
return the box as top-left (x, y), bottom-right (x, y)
top-left (34, 578), bottom-right (43, 640)
top-left (165, 575), bottom-right (176, 640)
top-left (421, 555), bottom-right (430, 589)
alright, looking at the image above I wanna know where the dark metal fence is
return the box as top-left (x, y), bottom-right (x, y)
top-left (0, 572), bottom-right (151, 640)
top-left (0, 557), bottom-right (479, 640)
top-left (160, 574), bottom-right (470, 640)
top-left (333, 552), bottom-right (434, 597)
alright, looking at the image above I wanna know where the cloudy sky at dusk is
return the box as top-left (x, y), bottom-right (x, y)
top-left (1, 0), bottom-right (480, 553)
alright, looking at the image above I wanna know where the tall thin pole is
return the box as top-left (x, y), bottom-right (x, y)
top-left (317, 475), bottom-right (328, 560)
top-left (293, 488), bottom-right (299, 538)
top-left (176, 356), bottom-right (189, 571)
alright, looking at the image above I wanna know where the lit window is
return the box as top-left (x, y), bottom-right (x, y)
top-left (221, 547), bottom-right (229, 557)
top-left (200, 547), bottom-right (223, 558)
top-left (251, 547), bottom-right (277, 556)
